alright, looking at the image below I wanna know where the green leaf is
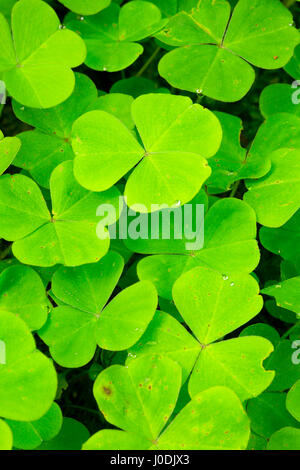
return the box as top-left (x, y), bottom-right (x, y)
top-left (285, 43), bottom-right (300, 79)
top-left (172, 266), bottom-right (263, 345)
top-left (0, 419), bottom-right (13, 450)
top-left (286, 380), bottom-right (300, 422)
top-left (6, 402), bottom-right (63, 449)
top-left (260, 210), bottom-right (300, 268)
top-left (137, 198), bottom-right (259, 298)
top-left (189, 337), bottom-right (274, 403)
top-left (65, 1), bottom-right (164, 72)
top-left (259, 83), bottom-right (300, 118)
top-left (0, 160), bottom-right (120, 266)
top-left (158, 0), bottom-right (299, 101)
top-left (40, 251), bottom-right (158, 367)
top-left (12, 73), bottom-right (98, 188)
top-left (37, 417), bottom-right (89, 450)
top-left (87, 92), bottom-right (135, 129)
top-left (0, 0), bottom-right (86, 108)
top-left (110, 76), bottom-right (169, 97)
top-left (86, 355), bottom-right (250, 450)
top-left (0, 133), bottom-right (21, 176)
top-left (262, 278), bottom-right (300, 316)
top-left (264, 339), bottom-right (300, 392)
top-left (0, 311), bottom-right (57, 421)
top-left (244, 148), bottom-right (300, 228)
top-left (247, 392), bottom-right (299, 439)
top-left (72, 94), bottom-right (221, 211)
top-left (267, 427), bottom-right (300, 450)
top-left (59, 0), bottom-right (111, 15)
top-left (0, 265), bottom-right (49, 330)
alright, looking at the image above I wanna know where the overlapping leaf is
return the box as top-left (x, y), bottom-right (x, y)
top-left (0, 0), bottom-right (86, 107)
top-left (39, 251), bottom-right (158, 367)
top-left (83, 355), bottom-right (250, 450)
top-left (157, 0), bottom-right (299, 101)
top-left (0, 160), bottom-right (120, 266)
top-left (0, 132), bottom-right (20, 175)
top-left (65, 1), bottom-right (164, 72)
top-left (72, 93), bottom-right (221, 211)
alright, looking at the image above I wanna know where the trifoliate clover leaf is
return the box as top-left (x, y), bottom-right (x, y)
top-left (136, 198), bottom-right (259, 299)
top-left (65, 1), bottom-right (165, 72)
top-left (0, 0), bottom-right (86, 108)
top-left (244, 148), bottom-right (300, 228)
top-left (83, 355), bottom-right (250, 450)
top-left (0, 311), bottom-right (57, 421)
top-left (0, 132), bottom-right (20, 176)
top-left (39, 251), bottom-right (158, 367)
top-left (157, 0), bottom-right (299, 101)
top-left (72, 93), bottom-right (221, 212)
top-left (6, 402), bottom-right (62, 449)
top-left (0, 420), bottom-right (12, 450)
top-left (12, 73), bottom-right (98, 188)
top-left (286, 380), bottom-right (300, 422)
top-left (267, 427), bottom-right (300, 450)
top-left (0, 265), bottom-right (49, 330)
top-left (262, 278), bottom-right (300, 316)
top-left (58, 0), bottom-right (111, 15)
top-left (0, 160), bottom-right (120, 266)
top-left (129, 266), bottom-right (274, 401)
top-left (247, 392), bottom-right (300, 439)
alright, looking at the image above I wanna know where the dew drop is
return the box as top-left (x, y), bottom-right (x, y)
top-left (59, 24), bottom-right (66, 29)
top-left (222, 275), bottom-right (229, 280)
top-left (196, 88), bottom-right (203, 94)
top-left (80, 16), bottom-right (85, 21)
top-left (230, 282), bottom-right (235, 287)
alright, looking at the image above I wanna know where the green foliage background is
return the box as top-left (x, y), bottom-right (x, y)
top-left (0, 0), bottom-right (300, 451)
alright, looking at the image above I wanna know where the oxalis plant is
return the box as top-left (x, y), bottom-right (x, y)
top-left (0, 0), bottom-right (300, 453)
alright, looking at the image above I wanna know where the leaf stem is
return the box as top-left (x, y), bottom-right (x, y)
top-left (135, 46), bottom-right (161, 77)
top-left (63, 404), bottom-right (101, 416)
top-left (282, 321), bottom-right (300, 339)
top-left (229, 180), bottom-right (240, 198)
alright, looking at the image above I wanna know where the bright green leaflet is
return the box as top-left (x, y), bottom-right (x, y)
top-left (244, 148), bottom-right (300, 228)
top-left (262, 278), bottom-right (300, 316)
top-left (6, 403), bottom-right (63, 450)
top-left (285, 43), bottom-right (300, 79)
top-left (264, 340), bottom-right (300, 392)
top-left (0, 265), bottom-right (48, 331)
top-left (287, 380), bottom-right (300, 422)
top-left (86, 92), bottom-right (135, 130)
top-left (137, 198), bottom-right (259, 299)
top-left (83, 355), bottom-right (250, 450)
top-left (72, 94), bottom-right (221, 212)
top-left (39, 251), bottom-right (158, 367)
top-left (0, 160), bottom-right (120, 266)
top-left (260, 83), bottom-right (300, 118)
top-left (157, 0), bottom-right (299, 101)
top-left (240, 323), bottom-right (280, 348)
top-left (129, 266), bottom-right (273, 401)
top-left (247, 392), bottom-right (300, 439)
top-left (59, 0), bottom-right (111, 15)
top-left (0, 420), bottom-right (13, 450)
top-left (260, 210), bottom-right (300, 269)
top-left (0, 311), bottom-right (57, 421)
top-left (65, 1), bottom-right (164, 72)
top-left (37, 418), bottom-right (89, 450)
top-left (0, 0), bottom-right (86, 108)
top-left (0, 133), bottom-right (20, 175)
top-left (12, 73), bottom-right (98, 188)
top-left (267, 427), bottom-right (300, 450)
top-left (206, 112), bottom-right (246, 193)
